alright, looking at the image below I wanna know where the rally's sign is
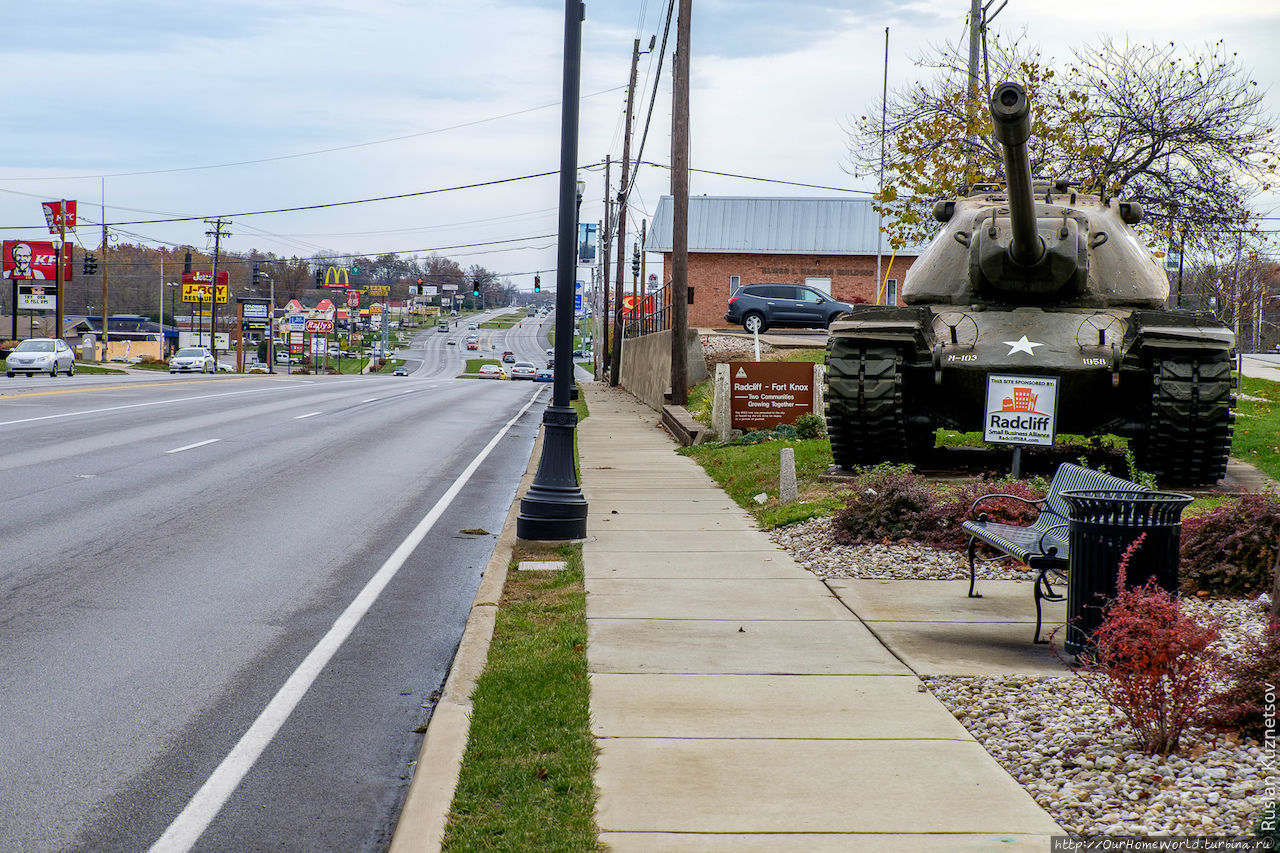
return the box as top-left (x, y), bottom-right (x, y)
top-left (729, 361), bottom-right (815, 431)
top-left (2, 240), bottom-right (73, 281)
top-left (42, 200), bottom-right (77, 234)
top-left (304, 318), bottom-right (334, 333)
top-left (983, 374), bottom-right (1059, 446)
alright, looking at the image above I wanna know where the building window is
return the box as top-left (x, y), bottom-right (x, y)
top-left (886, 278), bottom-right (898, 306)
top-left (729, 275), bottom-right (740, 295)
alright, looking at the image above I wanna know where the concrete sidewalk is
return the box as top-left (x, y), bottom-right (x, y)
top-left (578, 382), bottom-right (1062, 853)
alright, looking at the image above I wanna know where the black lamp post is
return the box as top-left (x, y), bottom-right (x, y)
top-left (517, 0), bottom-right (588, 541)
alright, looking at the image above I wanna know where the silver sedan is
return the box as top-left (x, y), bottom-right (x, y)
top-left (169, 347), bottom-right (216, 374)
top-left (5, 338), bottom-right (75, 377)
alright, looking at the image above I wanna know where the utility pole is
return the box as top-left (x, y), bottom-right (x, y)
top-left (612, 37), bottom-right (642, 386)
top-left (101, 220), bottom-right (110, 361)
top-left (639, 219), bottom-right (648, 333)
top-left (965, 0), bottom-right (981, 188)
top-left (55, 199), bottom-right (65, 347)
top-left (669, 0), bottom-right (691, 405)
top-left (601, 156), bottom-right (612, 382)
top-left (206, 218), bottom-right (231, 362)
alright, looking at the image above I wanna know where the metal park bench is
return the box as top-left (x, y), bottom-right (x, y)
top-left (961, 462), bottom-right (1149, 643)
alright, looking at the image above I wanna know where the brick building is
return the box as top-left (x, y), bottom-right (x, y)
top-left (645, 196), bottom-right (926, 329)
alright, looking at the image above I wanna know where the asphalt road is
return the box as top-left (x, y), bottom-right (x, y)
top-left (0, 313), bottom-right (556, 852)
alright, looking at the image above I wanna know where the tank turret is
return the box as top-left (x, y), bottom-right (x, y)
top-left (824, 82), bottom-right (1236, 487)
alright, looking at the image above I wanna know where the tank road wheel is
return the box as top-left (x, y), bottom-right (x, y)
top-left (1133, 352), bottom-right (1234, 487)
top-left (825, 340), bottom-right (921, 468)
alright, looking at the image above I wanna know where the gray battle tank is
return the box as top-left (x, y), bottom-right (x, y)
top-left (825, 81), bottom-right (1235, 486)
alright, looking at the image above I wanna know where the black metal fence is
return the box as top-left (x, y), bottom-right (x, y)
top-left (617, 283), bottom-right (671, 339)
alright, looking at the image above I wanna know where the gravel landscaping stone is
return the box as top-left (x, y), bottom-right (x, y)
top-left (767, 515), bottom-right (1278, 837)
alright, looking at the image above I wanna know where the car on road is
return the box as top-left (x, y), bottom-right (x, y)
top-left (5, 338), bottom-right (75, 377)
top-left (393, 366), bottom-right (409, 376)
top-left (724, 283), bottom-right (854, 333)
top-left (501, 351), bottom-right (515, 363)
top-left (534, 367), bottom-right (553, 382)
top-left (509, 361), bottom-right (536, 380)
top-left (477, 363), bottom-right (507, 379)
top-left (246, 362), bottom-right (270, 374)
top-left (169, 347), bottom-right (216, 374)
top-left (466, 341), bottom-right (479, 351)
top-left (438, 320), bottom-right (450, 332)
top-left (447, 339), bottom-right (457, 346)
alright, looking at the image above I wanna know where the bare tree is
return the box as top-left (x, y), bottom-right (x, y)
top-left (847, 36), bottom-right (1277, 253)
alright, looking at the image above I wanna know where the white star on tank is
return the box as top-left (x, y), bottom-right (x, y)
top-left (1003, 335), bottom-right (1044, 356)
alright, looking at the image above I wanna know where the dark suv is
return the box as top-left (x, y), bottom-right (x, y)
top-left (724, 284), bottom-right (853, 333)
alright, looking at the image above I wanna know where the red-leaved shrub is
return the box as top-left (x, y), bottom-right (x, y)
top-left (1209, 617), bottom-right (1280, 740)
top-left (1077, 535), bottom-right (1224, 755)
top-left (831, 469), bottom-right (1045, 548)
top-left (831, 468), bottom-right (933, 544)
top-left (1180, 492), bottom-right (1280, 597)
top-left (917, 478), bottom-right (1044, 550)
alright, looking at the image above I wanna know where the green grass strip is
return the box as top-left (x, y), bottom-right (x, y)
top-left (442, 546), bottom-right (599, 852)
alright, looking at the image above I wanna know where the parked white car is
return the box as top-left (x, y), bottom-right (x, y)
top-left (5, 338), bottom-right (75, 377)
top-left (170, 347), bottom-right (216, 374)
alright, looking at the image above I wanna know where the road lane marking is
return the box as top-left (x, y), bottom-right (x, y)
top-left (362, 398), bottom-right (378, 403)
top-left (165, 439), bottom-right (220, 454)
top-left (148, 386), bottom-right (545, 853)
top-left (293, 411), bottom-right (321, 420)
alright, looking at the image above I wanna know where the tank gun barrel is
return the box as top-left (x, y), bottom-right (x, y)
top-left (989, 82), bottom-right (1043, 267)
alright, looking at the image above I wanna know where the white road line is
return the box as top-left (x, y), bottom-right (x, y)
top-left (362, 398), bottom-right (378, 403)
top-left (293, 411), bottom-right (321, 420)
top-left (148, 386), bottom-right (544, 853)
top-left (165, 439), bottom-right (220, 455)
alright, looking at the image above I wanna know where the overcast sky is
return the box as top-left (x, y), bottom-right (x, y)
top-left (1, 0), bottom-right (1276, 294)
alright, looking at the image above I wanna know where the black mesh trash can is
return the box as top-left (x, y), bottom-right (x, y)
top-left (1059, 489), bottom-right (1193, 656)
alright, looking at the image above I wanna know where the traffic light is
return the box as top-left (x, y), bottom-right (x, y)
top-left (533, 275), bottom-right (541, 293)
top-left (83, 254), bottom-right (98, 275)
top-left (631, 244), bottom-right (640, 277)
top-left (252, 264), bottom-right (261, 285)
top-left (416, 277), bottom-right (424, 287)
top-left (314, 268), bottom-right (323, 287)
top-left (183, 252), bottom-right (192, 274)
top-left (472, 279), bottom-right (481, 297)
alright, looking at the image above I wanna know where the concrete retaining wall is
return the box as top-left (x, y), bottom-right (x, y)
top-left (619, 329), bottom-right (708, 411)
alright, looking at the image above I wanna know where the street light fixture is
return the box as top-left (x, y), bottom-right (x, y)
top-left (518, 0), bottom-right (588, 541)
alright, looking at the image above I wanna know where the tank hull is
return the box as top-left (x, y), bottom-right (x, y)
top-left (825, 305), bottom-right (1234, 486)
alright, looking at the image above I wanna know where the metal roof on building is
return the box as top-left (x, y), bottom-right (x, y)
top-left (645, 196), bottom-right (928, 256)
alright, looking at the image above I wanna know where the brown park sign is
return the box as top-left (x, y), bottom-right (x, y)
top-left (729, 361), bottom-right (815, 431)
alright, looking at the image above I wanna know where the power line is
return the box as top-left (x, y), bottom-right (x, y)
top-left (0, 87), bottom-right (626, 182)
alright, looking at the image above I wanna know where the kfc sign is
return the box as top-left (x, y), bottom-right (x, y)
top-left (42, 200), bottom-right (77, 234)
top-left (2, 240), bottom-right (73, 281)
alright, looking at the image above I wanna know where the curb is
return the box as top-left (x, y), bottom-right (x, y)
top-left (387, 424), bottom-right (543, 852)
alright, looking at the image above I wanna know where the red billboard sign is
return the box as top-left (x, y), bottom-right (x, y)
top-left (181, 270), bottom-right (230, 286)
top-left (42, 200), bottom-right (77, 233)
top-left (304, 318), bottom-right (335, 333)
top-left (2, 240), bottom-right (73, 281)
top-left (346, 290), bottom-right (360, 308)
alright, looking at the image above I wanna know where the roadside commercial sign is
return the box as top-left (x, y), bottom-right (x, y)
top-left (728, 361), bottom-right (815, 431)
top-left (18, 283), bottom-right (57, 310)
top-left (304, 318), bottom-right (334, 333)
top-left (2, 240), bottom-right (73, 281)
top-left (983, 374), bottom-right (1059, 446)
top-left (241, 302), bottom-right (270, 321)
top-left (181, 270), bottom-right (230, 286)
top-left (41, 200), bottom-right (77, 233)
top-left (368, 285), bottom-right (389, 296)
top-left (182, 283), bottom-right (228, 303)
top-left (290, 330), bottom-right (305, 355)
top-left (288, 314), bottom-right (305, 329)
top-left (442, 283), bottom-right (458, 292)
top-left (322, 266), bottom-right (350, 288)
top-left (346, 290), bottom-right (360, 308)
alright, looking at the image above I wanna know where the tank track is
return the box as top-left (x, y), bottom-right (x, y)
top-left (826, 340), bottom-right (928, 468)
top-left (1133, 350), bottom-right (1235, 487)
